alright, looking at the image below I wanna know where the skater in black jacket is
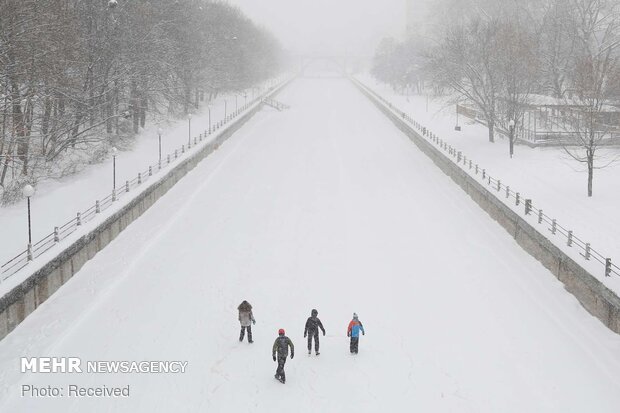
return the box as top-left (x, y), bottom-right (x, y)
top-left (272, 329), bottom-right (294, 383)
top-left (304, 309), bottom-right (326, 355)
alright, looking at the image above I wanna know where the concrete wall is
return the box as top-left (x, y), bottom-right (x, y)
top-left (0, 81), bottom-right (292, 342)
top-left (352, 79), bottom-right (620, 335)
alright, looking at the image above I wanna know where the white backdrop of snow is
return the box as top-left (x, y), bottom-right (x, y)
top-left (0, 79), bottom-right (619, 412)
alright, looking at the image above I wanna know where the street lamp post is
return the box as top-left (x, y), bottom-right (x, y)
top-left (455, 103), bottom-right (461, 131)
top-left (112, 147), bottom-right (118, 201)
top-left (208, 105), bottom-right (212, 133)
top-left (188, 113), bottom-right (192, 147)
top-left (509, 118), bottom-right (515, 158)
top-left (235, 95), bottom-right (238, 113)
top-left (157, 128), bottom-right (163, 165)
top-left (23, 184), bottom-right (35, 261)
top-left (224, 100), bottom-right (227, 119)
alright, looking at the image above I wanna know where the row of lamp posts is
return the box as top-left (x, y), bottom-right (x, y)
top-left (19, 96), bottom-right (236, 263)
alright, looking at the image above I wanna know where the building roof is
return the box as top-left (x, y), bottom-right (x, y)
top-left (523, 94), bottom-right (620, 112)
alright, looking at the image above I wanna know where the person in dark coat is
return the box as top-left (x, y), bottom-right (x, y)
top-left (347, 313), bottom-right (365, 354)
top-left (272, 329), bottom-right (294, 383)
top-left (238, 300), bottom-right (256, 343)
top-left (304, 309), bottom-right (326, 355)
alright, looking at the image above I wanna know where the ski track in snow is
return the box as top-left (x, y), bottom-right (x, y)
top-left (0, 79), bottom-right (620, 412)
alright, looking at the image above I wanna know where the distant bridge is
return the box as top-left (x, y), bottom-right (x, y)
top-left (294, 54), bottom-right (370, 78)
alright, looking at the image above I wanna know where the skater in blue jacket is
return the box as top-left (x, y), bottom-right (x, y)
top-left (347, 313), bottom-right (365, 354)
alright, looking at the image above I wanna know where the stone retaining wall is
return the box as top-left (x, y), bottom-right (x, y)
top-left (0, 81), bottom-right (291, 341)
top-left (352, 78), bottom-right (620, 335)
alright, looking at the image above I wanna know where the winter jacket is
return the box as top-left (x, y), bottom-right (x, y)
top-left (272, 336), bottom-right (295, 358)
top-left (304, 316), bottom-right (325, 336)
top-left (239, 310), bottom-right (255, 327)
top-left (347, 319), bottom-right (365, 338)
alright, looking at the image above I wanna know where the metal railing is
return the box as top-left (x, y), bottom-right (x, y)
top-left (262, 97), bottom-right (290, 111)
top-left (353, 77), bottom-right (619, 280)
top-left (1, 81), bottom-right (288, 283)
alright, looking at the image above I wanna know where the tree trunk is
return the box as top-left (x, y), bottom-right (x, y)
top-left (89, 71), bottom-right (95, 127)
top-left (10, 79), bottom-right (27, 175)
top-left (1, 81), bottom-right (7, 154)
top-left (106, 86), bottom-right (113, 134)
top-left (487, 118), bottom-right (495, 143)
top-left (0, 140), bottom-right (12, 186)
top-left (70, 111), bottom-right (84, 148)
top-left (41, 96), bottom-right (52, 155)
top-left (130, 81), bottom-right (139, 134)
top-left (0, 155), bottom-right (9, 187)
top-left (58, 93), bottom-right (65, 117)
top-left (139, 93), bottom-right (147, 128)
top-left (133, 110), bottom-right (140, 134)
top-left (114, 81), bottom-right (119, 135)
top-left (184, 85), bottom-right (191, 114)
top-left (587, 157), bottom-right (593, 197)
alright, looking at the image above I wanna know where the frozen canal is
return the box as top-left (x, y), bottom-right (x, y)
top-left (1, 78), bottom-right (620, 412)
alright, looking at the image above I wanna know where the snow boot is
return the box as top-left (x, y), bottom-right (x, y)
top-left (316, 351), bottom-right (320, 356)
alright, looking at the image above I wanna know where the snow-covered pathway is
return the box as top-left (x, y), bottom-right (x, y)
top-left (0, 83), bottom-right (274, 270)
top-left (1, 78), bottom-right (620, 412)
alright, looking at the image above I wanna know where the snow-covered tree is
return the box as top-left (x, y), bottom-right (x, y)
top-left (0, 0), bottom-right (283, 203)
top-left (430, 17), bottom-right (504, 143)
top-left (561, 0), bottom-right (620, 197)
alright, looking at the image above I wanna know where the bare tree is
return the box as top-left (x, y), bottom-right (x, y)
top-left (431, 17), bottom-right (503, 143)
top-left (538, 0), bottom-right (577, 98)
top-left (495, 19), bottom-right (541, 158)
top-left (561, 0), bottom-right (620, 197)
top-left (0, 0), bottom-right (283, 203)
top-left (371, 37), bottom-right (401, 91)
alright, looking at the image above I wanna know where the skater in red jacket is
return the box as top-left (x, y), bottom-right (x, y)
top-left (272, 329), bottom-right (294, 383)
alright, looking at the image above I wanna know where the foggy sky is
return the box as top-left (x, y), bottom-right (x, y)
top-left (225, 0), bottom-right (408, 57)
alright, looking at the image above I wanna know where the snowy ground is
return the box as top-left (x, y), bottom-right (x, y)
top-left (1, 78), bottom-right (620, 412)
top-left (358, 75), bottom-right (620, 288)
top-left (0, 82), bottom-right (278, 273)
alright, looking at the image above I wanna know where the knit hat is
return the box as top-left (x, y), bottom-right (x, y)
top-left (353, 313), bottom-right (358, 319)
top-left (278, 328), bottom-right (285, 335)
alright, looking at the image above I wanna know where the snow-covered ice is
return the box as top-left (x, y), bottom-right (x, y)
top-left (1, 78), bottom-right (620, 412)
